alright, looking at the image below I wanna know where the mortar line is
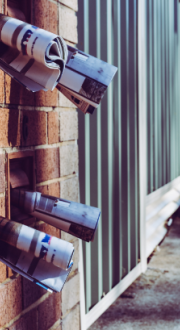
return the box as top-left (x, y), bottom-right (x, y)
top-left (36, 173), bottom-right (78, 187)
top-left (0, 104), bottom-right (77, 112)
top-left (0, 289), bottom-right (51, 330)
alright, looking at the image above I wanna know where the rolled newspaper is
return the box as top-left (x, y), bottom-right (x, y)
top-left (0, 217), bottom-right (74, 270)
top-left (0, 14), bottom-right (68, 91)
top-left (11, 189), bottom-right (101, 242)
top-left (57, 45), bottom-right (118, 114)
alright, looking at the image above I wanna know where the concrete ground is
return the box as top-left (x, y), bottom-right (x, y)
top-left (89, 217), bottom-right (180, 330)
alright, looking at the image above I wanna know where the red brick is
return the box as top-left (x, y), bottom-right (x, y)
top-left (0, 0), bottom-right (3, 14)
top-left (5, 75), bottom-right (35, 106)
top-left (34, 89), bottom-right (58, 107)
top-left (9, 309), bottom-right (38, 330)
top-left (34, 0), bottom-right (58, 33)
top-left (37, 182), bottom-right (60, 197)
top-left (0, 154), bottom-right (5, 193)
top-left (0, 276), bottom-right (22, 327)
top-left (0, 69), bottom-right (4, 104)
top-left (35, 222), bottom-right (60, 239)
top-left (34, 0), bottom-right (58, 105)
top-left (0, 197), bottom-right (5, 217)
top-left (21, 111), bottom-right (47, 146)
top-left (48, 112), bottom-right (59, 144)
top-left (22, 278), bottom-right (46, 310)
top-left (36, 148), bottom-right (60, 183)
top-left (0, 109), bottom-right (20, 147)
top-left (8, 267), bottom-right (15, 278)
top-left (0, 262), bottom-right (6, 283)
top-left (38, 292), bottom-right (61, 330)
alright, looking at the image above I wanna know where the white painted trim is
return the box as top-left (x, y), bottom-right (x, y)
top-left (146, 176), bottom-right (180, 205)
top-left (146, 177), bottom-right (180, 258)
top-left (79, 239), bottom-right (86, 330)
top-left (138, 0), bottom-right (148, 273)
top-left (84, 263), bottom-right (142, 329)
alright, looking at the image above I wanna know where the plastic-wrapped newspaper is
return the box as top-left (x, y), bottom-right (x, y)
top-left (0, 14), bottom-right (117, 113)
top-left (0, 14), bottom-right (68, 91)
top-left (11, 189), bottom-right (101, 242)
top-left (0, 217), bottom-right (74, 292)
top-left (57, 45), bottom-right (118, 114)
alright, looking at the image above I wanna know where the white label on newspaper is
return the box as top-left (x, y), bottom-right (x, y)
top-left (17, 226), bottom-right (35, 252)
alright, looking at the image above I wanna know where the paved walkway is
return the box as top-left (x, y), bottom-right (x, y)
top-left (89, 217), bottom-right (180, 330)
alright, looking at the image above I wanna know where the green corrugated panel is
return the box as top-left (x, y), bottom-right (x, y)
top-left (146, 0), bottom-right (180, 194)
top-left (78, 0), bottom-right (139, 313)
top-left (78, 0), bottom-right (180, 315)
top-left (129, 0), bottom-right (138, 271)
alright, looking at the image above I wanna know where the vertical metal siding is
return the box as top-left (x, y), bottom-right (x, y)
top-left (78, 0), bottom-right (139, 313)
top-left (146, 0), bottom-right (180, 194)
top-left (145, 0), bottom-right (180, 258)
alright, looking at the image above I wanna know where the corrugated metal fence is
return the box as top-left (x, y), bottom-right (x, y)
top-left (78, 0), bottom-right (139, 314)
top-left (145, 0), bottom-right (180, 257)
top-left (77, 0), bottom-right (180, 328)
top-left (146, 0), bottom-right (180, 194)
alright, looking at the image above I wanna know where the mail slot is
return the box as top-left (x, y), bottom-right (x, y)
top-left (6, 0), bottom-right (31, 23)
top-left (5, 151), bottom-right (35, 221)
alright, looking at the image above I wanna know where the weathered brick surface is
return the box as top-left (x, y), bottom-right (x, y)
top-left (5, 75), bottom-right (35, 106)
top-left (38, 292), bottom-right (61, 330)
top-left (61, 231), bottom-right (75, 243)
top-left (9, 309), bottom-right (38, 330)
top-left (21, 111), bottom-right (47, 146)
top-left (0, 154), bottom-right (5, 193)
top-left (60, 176), bottom-right (78, 202)
top-left (48, 112), bottom-right (59, 144)
top-left (37, 182), bottom-right (60, 197)
top-left (35, 90), bottom-right (58, 107)
top-left (60, 0), bottom-right (78, 11)
top-left (22, 278), bottom-right (46, 310)
top-left (34, 0), bottom-right (58, 33)
top-left (62, 273), bottom-right (80, 315)
top-left (0, 69), bottom-right (4, 104)
top-left (0, 276), bottom-right (22, 327)
top-left (68, 239), bottom-right (79, 274)
top-left (60, 111), bottom-right (78, 141)
top-left (36, 148), bottom-right (60, 183)
top-left (60, 145), bottom-right (78, 177)
top-left (59, 5), bottom-right (78, 43)
top-left (62, 304), bottom-right (80, 330)
top-left (0, 0), bottom-right (3, 14)
top-left (0, 1), bottom-right (80, 328)
top-left (0, 262), bottom-right (6, 283)
top-left (0, 196), bottom-right (5, 217)
top-left (8, 267), bottom-right (15, 278)
top-left (0, 109), bottom-right (20, 147)
top-left (55, 325), bottom-right (62, 330)
top-left (35, 222), bottom-right (60, 239)
top-left (58, 92), bottom-right (77, 108)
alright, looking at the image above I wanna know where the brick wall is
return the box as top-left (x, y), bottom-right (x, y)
top-left (0, 0), bottom-right (80, 329)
